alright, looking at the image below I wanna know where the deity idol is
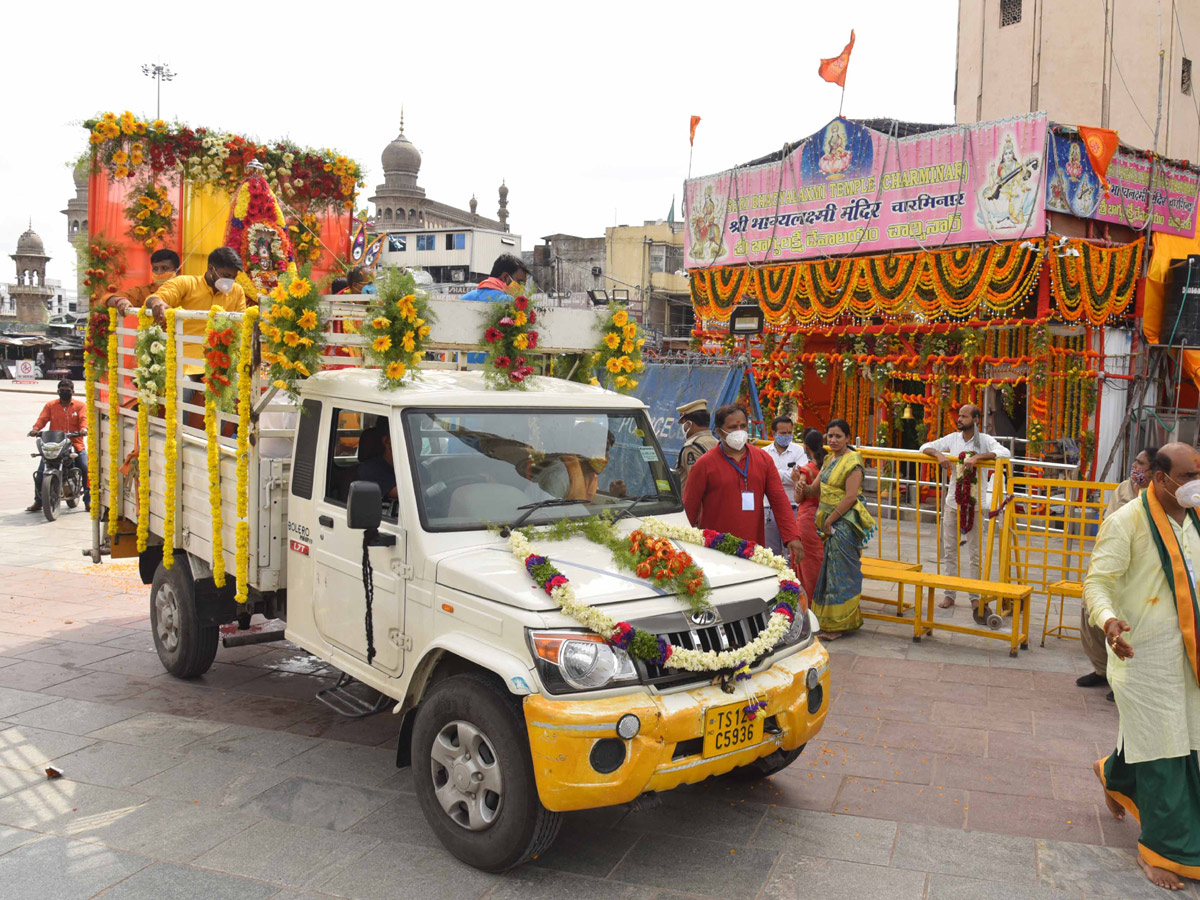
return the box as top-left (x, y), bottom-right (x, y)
top-left (225, 159), bottom-right (295, 295)
top-left (818, 120), bottom-right (851, 179)
top-left (1065, 141), bottom-right (1084, 181)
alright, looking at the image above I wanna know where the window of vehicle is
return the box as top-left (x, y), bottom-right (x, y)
top-left (403, 409), bottom-right (682, 531)
top-left (324, 408), bottom-right (397, 519)
top-left (416, 234), bottom-right (436, 251)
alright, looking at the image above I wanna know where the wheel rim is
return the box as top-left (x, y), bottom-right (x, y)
top-left (47, 477), bottom-right (60, 509)
top-left (154, 582), bottom-right (181, 653)
top-left (430, 719), bottom-right (504, 831)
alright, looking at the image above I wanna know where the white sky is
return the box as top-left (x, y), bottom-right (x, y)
top-left (0, 0), bottom-right (958, 296)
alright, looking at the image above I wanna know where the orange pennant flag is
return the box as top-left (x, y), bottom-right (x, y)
top-left (1077, 125), bottom-right (1120, 196)
top-left (818, 30), bottom-right (856, 88)
top-left (689, 115), bottom-right (702, 146)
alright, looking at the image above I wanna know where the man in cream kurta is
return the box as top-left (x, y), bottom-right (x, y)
top-left (1084, 442), bottom-right (1200, 890)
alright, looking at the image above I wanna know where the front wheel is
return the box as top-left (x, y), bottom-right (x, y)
top-left (40, 471), bottom-right (60, 522)
top-left (411, 674), bottom-right (561, 872)
top-left (149, 558), bottom-right (218, 678)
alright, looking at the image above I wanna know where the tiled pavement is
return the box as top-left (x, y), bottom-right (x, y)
top-left (0, 393), bottom-right (1189, 899)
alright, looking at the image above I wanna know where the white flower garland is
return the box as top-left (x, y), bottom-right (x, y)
top-left (509, 517), bottom-right (802, 673)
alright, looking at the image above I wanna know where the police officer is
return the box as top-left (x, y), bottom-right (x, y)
top-left (675, 399), bottom-right (719, 493)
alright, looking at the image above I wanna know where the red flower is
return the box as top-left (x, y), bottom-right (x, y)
top-left (527, 332), bottom-right (539, 349)
top-left (513, 296), bottom-right (529, 311)
top-left (495, 356), bottom-right (511, 369)
top-left (515, 357), bottom-right (527, 367)
top-left (484, 327), bottom-right (501, 344)
top-left (510, 371), bottom-right (525, 383)
top-left (528, 310), bottom-right (537, 325)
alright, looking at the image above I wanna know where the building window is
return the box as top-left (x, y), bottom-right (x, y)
top-left (1185, 58), bottom-right (1193, 96)
top-left (388, 234), bottom-right (407, 252)
top-left (1000, 0), bottom-right (1021, 26)
top-left (417, 234), bottom-right (436, 251)
top-left (445, 233), bottom-right (466, 251)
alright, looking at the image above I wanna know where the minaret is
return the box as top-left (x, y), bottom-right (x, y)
top-left (497, 180), bottom-right (509, 232)
top-left (9, 223), bottom-right (51, 324)
top-left (469, 195), bottom-right (478, 216)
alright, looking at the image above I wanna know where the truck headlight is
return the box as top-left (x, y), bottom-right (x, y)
top-left (779, 606), bottom-right (813, 646)
top-left (528, 630), bottom-right (638, 693)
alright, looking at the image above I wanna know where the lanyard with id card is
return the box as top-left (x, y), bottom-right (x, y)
top-left (720, 448), bottom-right (755, 512)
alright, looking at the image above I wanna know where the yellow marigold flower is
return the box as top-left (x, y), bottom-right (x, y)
top-left (372, 316), bottom-right (391, 329)
top-left (278, 357), bottom-right (293, 370)
top-left (299, 337), bottom-right (314, 348)
top-left (136, 210), bottom-right (151, 221)
top-left (287, 277), bottom-right (311, 298)
top-left (373, 335), bottom-right (392, 353)
top-left (418, 325), bottom-right (431, 339)
top-left (514, 311), bottom-right (527, 327)
top-left (623, 356), bottom-right (636, 373)
top-left (159, 203), bottom-right (173, 217)
top-left (402, 331), bottom-right (416, 353)
top-left (410, 353), bottom-right (422, 367)
top-left (623, 323), bottom-right (638, 339)
top-left (637, 338), bottom-right (646, 348)
top-left (589, 377), bottom-right (600, 386)
top-left (622, 340), bottom-right (634, 354)
top-left (284, 331), bottom-right (302, 347)
top-left (603, 333), bottom-right (620, 350)
top-left (385, 361), bottom-right (407, 380)
top-left (627, 379), bottom-right (638, 389)
top-left (270, 285), bottom-right (288, 302)
top-left (134, 225), bottom-right (148, 235)
top-left (294, 361), bottom-right (310, 377)
top-left (112, 150), bottom-right (129, 165)
top-left (616, 375), bottom-right (628, 388)
top-left (273, 379), bottom-right (289, 390)
top-left (114, 166), bottom-right (130, 180)
top-left (613, 311), bottom-right (628, 327)
top-left (606, 358), bottom-right (622, 373)
top-left (278, 305), bottom-right (295, 320)
top-left (634, 361), bottom-right (644, 372)
top-left (297, 310), bottom-right (318, 330)
top-left (514, 333), bottom-right (529, 351)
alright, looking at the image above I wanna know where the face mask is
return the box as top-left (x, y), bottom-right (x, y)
top-left (722, 429), bottom-right (749, 452)
top-left (588, 457), bottom-right (608, 475)
top-left (58, 390), bottom-right (73, 403)
top-left (213, 277), bottom-right (236, 295)
top-left (1130, 468), bottom-right (1148, 487)
top-left (151, 270), bottom-right (176, 284)
top-left (774, 434), bottom-right (792, 449)
top-left (1174, 478), bottom-right (1200, 509)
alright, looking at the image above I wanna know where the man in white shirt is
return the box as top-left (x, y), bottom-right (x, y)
top-left (920, 404), bottom-right (1011, 614)
top-left (763, 416), bottom-right (809, 555)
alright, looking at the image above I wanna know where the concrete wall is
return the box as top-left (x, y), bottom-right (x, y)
top-left (957, 0), bottom-right (1200, 159)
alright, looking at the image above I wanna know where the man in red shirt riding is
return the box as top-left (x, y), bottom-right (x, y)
top-left (27, 379), bottom-right (88, 513)
top-left (682, 403), bottom-right (803, 559)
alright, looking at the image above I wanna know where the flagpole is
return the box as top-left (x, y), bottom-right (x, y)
top-left (838, 67), bottom-right (848, 118)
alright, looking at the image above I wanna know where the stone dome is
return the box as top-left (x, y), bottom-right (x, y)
top-left (15, 227), bottom-right (46, 256)
top-left (73, 160), bottom-right (89, 189)
top-left (381, 129), bottom-right (422, 175)
top-left (498, 180), bottom-right (509, 198)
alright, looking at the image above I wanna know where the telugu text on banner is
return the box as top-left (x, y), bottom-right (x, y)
top-left (684, 113), bottom-right (1048, 268)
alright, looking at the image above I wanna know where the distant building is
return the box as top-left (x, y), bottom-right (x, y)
top-left (606, 221), bottom-right (689, 349)
top-left (525, 234), bottom-right (606, 302)
top-left (378, 226), bottom-right (521, 288)
top-left (8, 226), bottom-right (54, 325)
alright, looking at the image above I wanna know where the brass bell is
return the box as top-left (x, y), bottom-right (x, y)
top-left (901, 404), bottom-right (915, 421)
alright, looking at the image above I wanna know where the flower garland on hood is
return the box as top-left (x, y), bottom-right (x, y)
top-left (508, 516), bottom-right (804, 673)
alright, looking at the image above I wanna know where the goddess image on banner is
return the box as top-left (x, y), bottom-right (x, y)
top-left (683, 113), bottom-right (1047, 267)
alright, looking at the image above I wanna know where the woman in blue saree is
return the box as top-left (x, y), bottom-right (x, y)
top-left (813, 419), bottom-right (875, 639)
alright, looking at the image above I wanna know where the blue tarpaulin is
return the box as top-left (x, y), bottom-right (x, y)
top-left (630, 364), bottom-right (744, 463)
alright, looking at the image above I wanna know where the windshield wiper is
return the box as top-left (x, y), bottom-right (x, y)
top-left (610, 493), bottom-right (662, 525)
top-left (500, 498), bottom-right (588, 537)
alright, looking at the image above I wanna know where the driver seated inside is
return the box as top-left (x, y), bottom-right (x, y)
top-left (356, 422), bottom-right (397, 501)
top-left (532, 425), bottom-right (626, 502)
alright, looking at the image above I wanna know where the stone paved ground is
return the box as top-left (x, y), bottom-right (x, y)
top-left (0, 391), bottom-right (1190, 899)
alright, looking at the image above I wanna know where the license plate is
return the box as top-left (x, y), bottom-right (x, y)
top-left (702, 701), bottom-right (764, 757)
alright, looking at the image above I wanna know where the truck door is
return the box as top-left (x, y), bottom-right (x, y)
top-left (313, 406), bottom-right (405, 675)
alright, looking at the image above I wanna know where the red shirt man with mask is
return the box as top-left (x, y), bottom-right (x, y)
top-left (27, 379), bottom-right (88, 512)
top-left (683, 404), bottom-right (803, 558)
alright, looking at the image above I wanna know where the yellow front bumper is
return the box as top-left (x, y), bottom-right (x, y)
top-left (522, 641), bottom-right (830, 812)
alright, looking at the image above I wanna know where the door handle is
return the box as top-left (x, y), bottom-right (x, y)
top-left (318, 515), bottom-right (334, 528)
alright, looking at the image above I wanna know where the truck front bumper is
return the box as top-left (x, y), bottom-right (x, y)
top-left (522, 641), bottom-right (830, 812)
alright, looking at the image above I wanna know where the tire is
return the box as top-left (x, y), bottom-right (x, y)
top-left (411, 673), bottom-right (562, 872)
top-left (149, 558), bottom-right (218, 678)
top-left (729, 744), bottom-right (806, 780)
top-left (40, 471), bottom-right (60, 522)
top-left (65, 469), bottom-right (81, 508)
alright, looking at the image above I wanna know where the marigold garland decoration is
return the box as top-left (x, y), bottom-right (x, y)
top-left (234, 307), bottom-right (258, 604)
top-left (204, 307), bottom-right (227, 588)
top-left (289, 213), bottom-right (323, 265)
top-left (124, 180), bottom-right (175, 250)
top-left (479, 295), bottom-right (538, 388)
top-left (259, 264), bottom-right (324, 399)
top-left (362, 268), bottom-right (435, 388)
top-left (106, 309), bottom-right (121, 541)
top-left (135, 308), bottom-right (153, 554)
top-left (78, 237), bottom-right (127, 307)
top-left (202, 314), bottom-right (241, 413)
top-left (1049, 237), bottom-right (1143, 324)
top-left (228, 173), bottom-right (293, 295)
top-left (162, 308), bottom-right (177, 570)
top-left (592, 308), bottom-right (646, 393)
top-left (83, 111), bottom-right (363, 210)
top-left (84, 340), bottom-right (100, 523)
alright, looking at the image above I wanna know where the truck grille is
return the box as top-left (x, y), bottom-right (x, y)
top-left (636, 609), bottom-right (772, 687)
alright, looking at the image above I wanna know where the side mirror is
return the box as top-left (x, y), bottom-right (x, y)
top-left (346, 481), bottom-right (383, 530)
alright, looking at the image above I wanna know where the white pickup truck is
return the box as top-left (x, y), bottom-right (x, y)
top-left (88, 300), bottom-right (830, 871)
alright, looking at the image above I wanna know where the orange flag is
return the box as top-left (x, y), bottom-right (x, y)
top-left (689, 115), bottom-right (701, 146)
top-left (818, 30), bottom-right (856, 87)
top-left (1077, 126), bottom-right (1119, 196)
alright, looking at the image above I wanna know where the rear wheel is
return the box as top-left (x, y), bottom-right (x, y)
top-left (40, 471), bottom-right (60, 522)
top-left (149, 559), bottom-right (218, 678)
top-left (411, 674), bottom-right (561, 872)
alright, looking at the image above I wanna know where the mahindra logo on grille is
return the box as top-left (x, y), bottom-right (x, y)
top-left (689, 609), bottom-right (718, 627)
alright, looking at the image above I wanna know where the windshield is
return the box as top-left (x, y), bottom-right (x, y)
top-left (403, 408), bottom-right (682, 531)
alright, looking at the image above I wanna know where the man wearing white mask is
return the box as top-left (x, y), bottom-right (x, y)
top-left (1085, 443), bottom-right (1200, 891)
top-left (763, 415), bottom-right (808, 555)
top-left (683, 404), bottom-right (803, 560)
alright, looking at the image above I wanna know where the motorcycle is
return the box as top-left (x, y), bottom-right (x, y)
top-left (32, 430), bottom-right (85, 522)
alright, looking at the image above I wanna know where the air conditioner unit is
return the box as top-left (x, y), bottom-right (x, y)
top-left (591, 266), bottom-right (602, 277)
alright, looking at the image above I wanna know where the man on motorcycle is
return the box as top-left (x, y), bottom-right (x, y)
top-left (28, 379), bottom-right (88, 513)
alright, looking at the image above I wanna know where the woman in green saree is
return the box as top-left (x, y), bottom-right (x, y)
top-left (813, 419), bottom-right (876, 639)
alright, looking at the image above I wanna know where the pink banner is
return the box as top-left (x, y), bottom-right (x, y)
top-left (684, 113), bottom-right (1047, 267)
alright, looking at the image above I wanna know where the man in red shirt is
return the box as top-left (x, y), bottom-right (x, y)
top-left (683, 404), bottom-right (803, 559)
top-left (27, 379), bottom-right (88, 512)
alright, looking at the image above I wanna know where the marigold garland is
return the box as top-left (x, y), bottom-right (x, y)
top-left (362, 268), bottom-right (436, 388)
top-left (204, 307), bottom-right (226, 588)
top-left (136, 308), bottom-right (153, 553)
top-left (479, 295), bottom-right (538, 388)
top-left (106, 309), bottom-right (120, 541)
top-left (1049, 237), bottom-right (1143, 324)
top-left (234, 307), bottom-right (257, 604)
top-left (162, 308), bottom-right (178, 569)
top-left (84, 341), bottom-right (100, 523)
top-left (259, 264), bottom-right (325, 399)
top-left (591, 307), bottom-right (646, 393)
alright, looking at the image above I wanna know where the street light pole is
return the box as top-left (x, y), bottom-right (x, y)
top-left (140, 62), bottom-right (176, 119)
